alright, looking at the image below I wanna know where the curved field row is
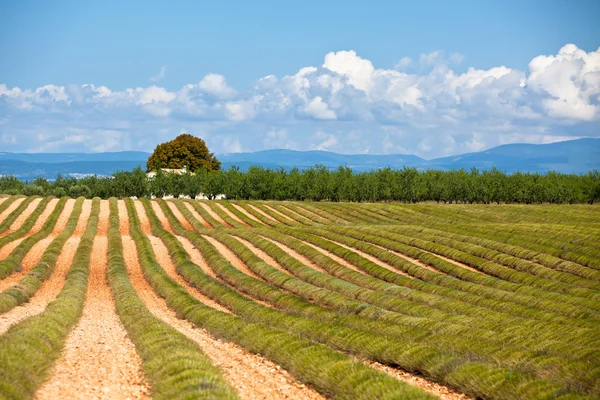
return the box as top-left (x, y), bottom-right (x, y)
top-left (0, 196), bottom-right (598, 399)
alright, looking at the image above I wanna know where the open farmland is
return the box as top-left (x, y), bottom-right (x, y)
top-left (0, 195), bottom-right (599, 399)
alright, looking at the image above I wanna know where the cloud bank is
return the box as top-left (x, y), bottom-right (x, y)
top-left (1, 44), bottom-right (598, 158)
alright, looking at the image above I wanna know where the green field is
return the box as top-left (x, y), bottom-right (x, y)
top-left (0, 195), bottom-right (599, 399)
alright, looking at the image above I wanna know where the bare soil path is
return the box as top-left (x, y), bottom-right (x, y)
top-left (166, 201), bottom-right (193, 230)
top-left (133, 201), bottom-right (152, 235)
top-left (35, 236), bottom-right (149, 400)
top-left (150, 201), bottom-right (173, 233)
top-left (262, 204), bottom-right (298, 223)
top-left (0, 237), bottom-right (79, 333)
top-left (183, 202), bottom-right (213, 229)
top-left (246, 204), bottom-right (280, 224)
top-left (215, 203), bottom-right (250, 226)
top-left (197, 201), bottom-right (233, 228)
top-left (232, 236), bottom-right (294, 277)
top-left (279, 205), bottom-right (314, 224)
top-left (259, 236), bottom-right (327, 274)
top-left (147, 235), bottom-right (231, 313)
top-left (30, 198), bottom-right (60, 234)
top-left (50, 199), bottom-right (76, 235)
top-left (362, 359), bottom-right (473, 400)
top-left (0, 202), bottom-right (89, 325)
top-left (314, 235), bottom-right (417, 279)
top-left (0, 198), bottom-right (25, 225)
top-left (5, 197), bottom-right (42, 235)
top-left (202, 235), bottom-right (265, 281)
top-left (122, 233), bottom-right (325, 400)
top-left (73, 200), bottom-right (92, 236)
top-left (0, 237), bottom-right (53, 291)
top-left (232, 204), bottom-right (267, 226)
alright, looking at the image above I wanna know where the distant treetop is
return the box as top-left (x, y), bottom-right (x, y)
top-left (146, 134), bottom-right (221, 172)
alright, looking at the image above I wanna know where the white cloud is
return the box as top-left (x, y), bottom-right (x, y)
top-left (150, 66), bottom-right (167, 82)
top-left (394, 56), bottom-right (412, 70)
top-left (303, 96), bottom-right (336, 120)
top-left (526, 44), bottom-right (600, 121)
top-left (198, 73), bottom-right (236, 98)
top-left (0, 44), bottom-right (598, 158)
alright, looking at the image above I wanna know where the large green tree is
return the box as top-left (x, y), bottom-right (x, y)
top-left (146, 134), bottom-right (221, 172)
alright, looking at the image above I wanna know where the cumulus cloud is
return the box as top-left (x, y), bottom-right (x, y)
top-left (0, 43), bottom-right (598, 158)
top-left (198, 73), bottom-right (236, 98)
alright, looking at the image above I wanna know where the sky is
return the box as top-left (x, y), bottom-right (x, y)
top-left (0, 0), bottom-right (599, 158)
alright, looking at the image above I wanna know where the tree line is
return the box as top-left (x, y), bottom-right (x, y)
top-left (1, 165), bottom-right (599, 204)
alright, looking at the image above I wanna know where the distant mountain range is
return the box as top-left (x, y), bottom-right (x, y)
top-left (1, 138), bottom-right (598, 181)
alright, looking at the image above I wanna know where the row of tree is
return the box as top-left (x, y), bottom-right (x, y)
top-left (1, 166), bottom-right (599, 204)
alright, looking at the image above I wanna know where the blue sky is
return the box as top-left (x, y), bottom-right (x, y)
top-left (1, 0), bottom-right (599, 157)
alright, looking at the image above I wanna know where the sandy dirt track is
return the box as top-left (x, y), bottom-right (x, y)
top-left (35, 236), bottom-right (149, 400)
top-left (262, 204), bottom-right (298, 223)
top-left (6, 198), bottom-right (43, 234)
top-left (183, 202), bottom-right (213, 228)
top-left (314, 235), bottom-right (418, 278)
top-left (166, 201), bottom-right (193, 230)
top-left (0, 198), bottom-right (25, 225)
top-left (215, 202), bottom-right (250, 226)
top-left (122, 233), bottom-right (325, 400)
top-left (293, 205), bottom-right (338, 222)
top-left (30, 198), bottom-right (60, 234)
top-left (0, 237), bottom-right (79, 335)
top-left (197, 201), bottom-right (233, 228)
top-left (203, 235), bottom-right (265, 281)
top-left (232, 203), bottom-right (267, 226)
top-left (133, 201), bottom-right (152, 235)
top-left (150, 201), bottom-right (173, 233)
top-left (232, 236), bottom-right (295, 277)
top-left (0, 200), bottom-right (77, 292)
top-left (246, 204), bottom-right (280, 224)
top-left (260, 236), bottom-right (327, 273)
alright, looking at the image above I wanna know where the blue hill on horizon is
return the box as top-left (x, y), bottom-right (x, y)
top-left (1, 138), bottom-right (598, 181)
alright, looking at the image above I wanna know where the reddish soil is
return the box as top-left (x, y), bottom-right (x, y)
top-left (246, 204), bottom-right (280, 224)
top-left (231, 204), bottom-right (267, 226)
top-left (362, 359), bottom-right (473, 400)
top-left (279, 205), bottom-right (314, 224)
top-left (166, 201), bottom-right (194, 230)
top-left (150, 201), bottom-right (173, 233)
top-left (133, 201), bottom-right (152, 235)
top-left (30, 198), bottom-right (60, 234)
top-left (0, 237), bottom-right (79, 335)
top-left (73, 200), bottom-right (93, 237)
top-left (122, 234), bottom-right (325, 400)
top-left (197, 202), bottom-right (233, 228)
top-left (4, 198), bottom-right (42, 235)
top-left (183, 202), bottom-right (213, 229)
top-left (262, 204), bottom-right (298, 223)
top-left (147, 235), bottom-right (231, 313)
top-left (313, 235), bottom-right (417, 279)
top-left (259, 236), bottom-right (327, 274)
top-left (35, 236), bottom-right (149, 400)
top-left (0, 198), bottom-right (26, 225)
top-left (51, 199), bottom-right (76, 235)
top-left (174, 235), bottom-right (218, 279)
top-left (0, 237), bottom-right (53, 291)
top-left (214, 203), bottom-right (250, 226)
top-left (202, 235), bottom-right (265, 281)
top-left (231, 236), bottom-right (294, 277)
